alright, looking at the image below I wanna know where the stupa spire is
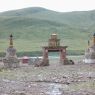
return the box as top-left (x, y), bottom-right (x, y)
top-left (93, 33), bottom-right (95, 45)
top-left (9, 34), bottom-right (13, 47)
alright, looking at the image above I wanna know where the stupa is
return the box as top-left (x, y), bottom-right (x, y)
top-left (84, 33), bottom-right (95, 63)
top-left (34, 33), bottom-right (74, 66)
top-left (3, 34), bottom-right (19, 68)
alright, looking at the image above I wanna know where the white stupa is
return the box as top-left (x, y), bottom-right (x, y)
top-left (84, 33), bottom-right (95, 63)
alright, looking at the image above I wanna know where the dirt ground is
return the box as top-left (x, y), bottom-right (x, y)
top-left (0, 58), bottom-right (95, 95)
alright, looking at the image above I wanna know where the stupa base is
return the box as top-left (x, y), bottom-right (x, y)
top-left (84, 59), bottom-right (95, 64)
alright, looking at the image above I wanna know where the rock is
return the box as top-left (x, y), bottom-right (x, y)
top-left (63, 58), bottom-right (74, 65)
top-left (34, 58), bottom-right (49, 67)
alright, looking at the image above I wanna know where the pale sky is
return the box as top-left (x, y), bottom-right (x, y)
top-left (0, 0), bottom-right (95, 12)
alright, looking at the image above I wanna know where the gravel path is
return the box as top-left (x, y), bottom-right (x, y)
top-left (0, 59), bottom-right (95, 95)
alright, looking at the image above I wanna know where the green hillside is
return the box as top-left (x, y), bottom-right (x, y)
top-left (0, 7), bottom-right (95, 55)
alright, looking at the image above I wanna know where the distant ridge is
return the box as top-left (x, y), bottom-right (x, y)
top-left (0, 7), bottom-right (58, 16)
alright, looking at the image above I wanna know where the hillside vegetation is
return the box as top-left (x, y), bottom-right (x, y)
top-left (0, 7), bottom-right (95, 55)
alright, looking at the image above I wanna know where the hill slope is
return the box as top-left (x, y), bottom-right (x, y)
top-left (0, 7), bottom-right (95, 53)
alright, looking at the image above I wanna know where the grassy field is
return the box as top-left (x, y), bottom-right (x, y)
top-left (0, 7), bottom-right (95, 56)
top-left (0, 38), bottom-right (87, 57)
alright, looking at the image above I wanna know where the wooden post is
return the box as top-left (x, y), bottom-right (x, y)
top-left (42, 48), bottom-right (49, 66)
top-left (43, 49), bottom-right (48, 59)
top-left (60, 49), bottom-right (66, 63)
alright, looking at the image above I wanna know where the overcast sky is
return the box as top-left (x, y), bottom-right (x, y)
top-left (0, 0), bottom-right (95, 12)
